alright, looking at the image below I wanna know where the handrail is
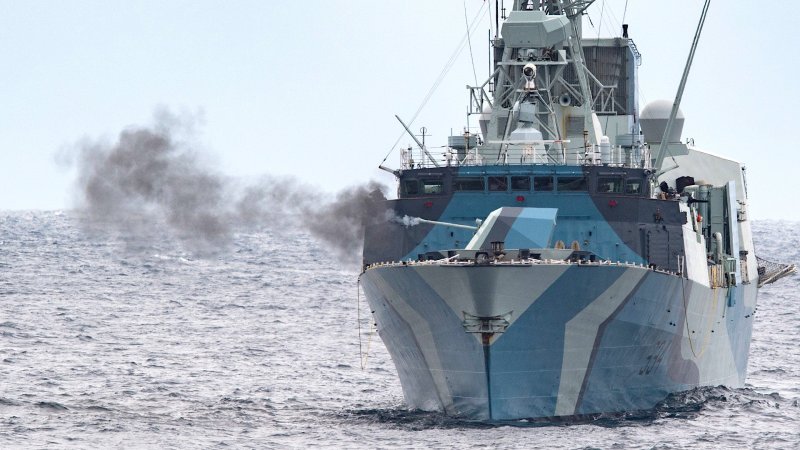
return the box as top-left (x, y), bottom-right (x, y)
top-left (399, 144), bottom-right (651, 169)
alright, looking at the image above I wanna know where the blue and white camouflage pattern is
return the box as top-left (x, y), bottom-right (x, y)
top-left (359, 1), bottom-right (766, 421)
top-left (361, 261), bottom-right (756, 420)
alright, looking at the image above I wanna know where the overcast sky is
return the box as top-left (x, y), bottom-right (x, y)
top-left (1, 0), bottom-right (797, 220)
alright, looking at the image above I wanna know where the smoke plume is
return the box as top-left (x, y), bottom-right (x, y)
top-left (70, 110), bottom-right (388, 262)
top-left (392, 215), bottom-right (421, 227)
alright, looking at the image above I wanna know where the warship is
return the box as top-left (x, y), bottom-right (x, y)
top-left (359, 0), bottom-right (794, 420)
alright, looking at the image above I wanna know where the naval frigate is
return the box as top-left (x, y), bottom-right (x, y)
top-left (359, 0), bottom-right (794, 420)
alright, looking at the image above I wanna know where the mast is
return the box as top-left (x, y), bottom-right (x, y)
top-left (557, 0), bottom-right (598, 145)
top-left (466, 0), bottom-right (643, 168)
top-left (492, 0), bottom-right (598, 147)
top-left (396, 115), bottom-right (440, 167)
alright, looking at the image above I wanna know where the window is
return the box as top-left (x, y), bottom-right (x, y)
top-left (533, 176), bottom-right (553, 191)
top-left (488, 176), bottom-right (508, 192)
top-left (402, 179), bottom-right (419, 196)
top-left (453, 177), bottom-right (485, 191)
top-left (597, 176), bottom-right (624, 193)
top-left (626, 179), bottom-right (643, 195)
top-left (557, 176), bottom-right (587, 191)
top-left (421, 179), bottom-right (444, 195)
top-left (511, 176), bottom-right (531, 191)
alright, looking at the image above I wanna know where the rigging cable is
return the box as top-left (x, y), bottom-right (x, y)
top-left (465, 0), bottom-right (479, 86)
top-left (596, 0), bottom-right (605, 43)
top-left (379, 2), bottom-right (489, 166)
top-left (622, 0), bottom-right (629, 24)
top-left (603, 3), bottom-right (623, 37)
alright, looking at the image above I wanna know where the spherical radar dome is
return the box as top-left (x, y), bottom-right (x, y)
top-left (640, 99), bottom-right (685, 143)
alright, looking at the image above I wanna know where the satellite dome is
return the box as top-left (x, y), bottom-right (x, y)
top-left (640, 99), bottom-right (685, 143)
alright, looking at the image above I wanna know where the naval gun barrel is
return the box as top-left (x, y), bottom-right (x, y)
top-left (416, 218), bottom-right (478, 231)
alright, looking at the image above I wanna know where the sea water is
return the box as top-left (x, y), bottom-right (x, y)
top-left (1, 211), bottom-right (797, 449)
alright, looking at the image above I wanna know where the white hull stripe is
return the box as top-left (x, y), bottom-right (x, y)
top-left (555, 269), bottom-right (648, 416)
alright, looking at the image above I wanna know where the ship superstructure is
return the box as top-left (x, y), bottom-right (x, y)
top-left (359, 0), bottom-right (793, 420)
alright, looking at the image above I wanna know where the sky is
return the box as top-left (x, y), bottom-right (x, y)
top-left (1, 0), bottom-right (798, 220)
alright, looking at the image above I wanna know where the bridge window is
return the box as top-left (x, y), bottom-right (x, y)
top-left (453, 177), bottom-right (485, 191)
top-left (402, 179), bottom-right (419, 196)
top-left (511, 176), bottom-right (531, 191)
top-left (421, 179), bottom-right (444, 195)
top-left (557, 176), bottom-right (587, 191)
top-left (533, 176), bottom-right (553, 191)
top-left (626, 179), bottom-right (643, 195)
top-left (597, 176), bottom-right (624, 193)
top-left (488, 176), bottom-right (508, 192)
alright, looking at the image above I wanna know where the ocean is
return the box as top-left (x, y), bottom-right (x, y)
top-left (1, 211), bottom-right (797, 449)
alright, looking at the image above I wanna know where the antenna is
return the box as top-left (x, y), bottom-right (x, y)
top-left (395, 115), bottom-right (440, 167)
top-left (495, 0), bottom-right (499, 38)
top-left (654, 0), bottom-right (711, 174)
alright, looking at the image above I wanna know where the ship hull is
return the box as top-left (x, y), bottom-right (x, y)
top-left (361, 263), bottom-right (757, 420)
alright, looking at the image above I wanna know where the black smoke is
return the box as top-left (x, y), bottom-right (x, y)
top-left (69, 111), bottom-right (388, 262)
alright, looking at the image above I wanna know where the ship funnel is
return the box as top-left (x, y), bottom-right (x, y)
top-left (640, 99), bottom-right (685, 143)
top-left (558, 93), bottom-right (571, 107)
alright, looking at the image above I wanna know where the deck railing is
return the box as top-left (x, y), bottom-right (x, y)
top-left (399, 145), bottom-right (652, 170)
